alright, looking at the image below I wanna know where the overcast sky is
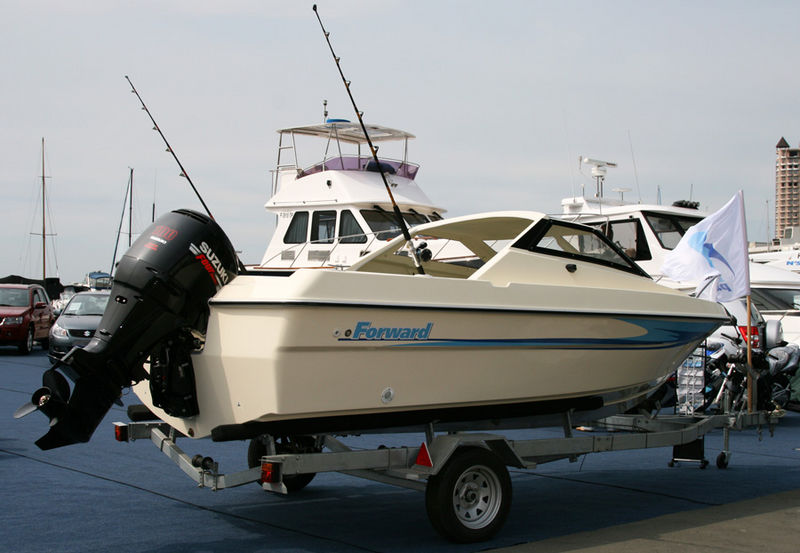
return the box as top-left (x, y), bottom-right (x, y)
top-left (3, 0), bottom-right (799, 284)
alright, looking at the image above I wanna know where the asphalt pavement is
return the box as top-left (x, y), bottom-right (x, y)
top-left (2, 348), bottom-right (799, 553)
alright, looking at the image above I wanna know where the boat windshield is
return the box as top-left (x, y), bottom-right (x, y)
top-left (63, 294), bottom-right (110, 316)
top-left (514, 219), bottom-right (648, 277)
top-left (0, 288), bottom-right (28, 307)
top-left (360, 209), bottom-right (429, 240)
top-left (750, 287), bottom-right (800, 311)
top-left (643, 211), bottom-right (703, 250)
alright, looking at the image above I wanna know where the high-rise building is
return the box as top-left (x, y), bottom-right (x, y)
top-left (775, 137), bottom-right (800, 239)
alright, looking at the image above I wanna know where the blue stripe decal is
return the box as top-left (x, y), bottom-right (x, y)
top-left (339, 317), bottom-right (718, 351)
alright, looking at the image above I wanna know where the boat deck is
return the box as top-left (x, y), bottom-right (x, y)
top-left (3, 349), bottom-right (800, 552)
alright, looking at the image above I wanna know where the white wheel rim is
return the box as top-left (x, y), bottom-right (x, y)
top-left (451, 464), bottom-right (502, 529)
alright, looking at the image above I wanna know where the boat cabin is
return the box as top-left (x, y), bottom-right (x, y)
top-left (257, 120), bottom-right (445, 270)
top-left (560, 195), bottom-right (705, 277)
top-left (350, 211), bottom-right (649, 285)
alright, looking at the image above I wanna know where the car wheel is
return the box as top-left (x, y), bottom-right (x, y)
top-left (18, 326), bottom-right (34, 355)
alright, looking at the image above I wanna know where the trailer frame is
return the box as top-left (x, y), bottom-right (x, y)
top-left (113, 407), bottom-right (779, 542)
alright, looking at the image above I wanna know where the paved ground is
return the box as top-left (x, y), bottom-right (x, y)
top-left (496, 489), bottom-right (800, 553)
top-left (2, 348), bottom-right (799, 553)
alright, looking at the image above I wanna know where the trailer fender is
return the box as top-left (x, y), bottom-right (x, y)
top-left (423, 433), bottom-right (525, 474)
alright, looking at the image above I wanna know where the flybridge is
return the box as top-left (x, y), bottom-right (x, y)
top-left (348, 321), bottom-right (434, 341)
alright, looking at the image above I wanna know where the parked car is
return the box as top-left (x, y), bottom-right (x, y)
top-left (48, 290), bottom-right (110, 362)
top-left (0, 283), bottom-right (56, 354)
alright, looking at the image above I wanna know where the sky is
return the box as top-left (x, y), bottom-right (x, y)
top-left (2, 0), bottom-right (800, 284)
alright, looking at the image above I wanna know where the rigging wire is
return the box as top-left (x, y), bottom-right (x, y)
top-left (110, 168), bottom-right (132, 276)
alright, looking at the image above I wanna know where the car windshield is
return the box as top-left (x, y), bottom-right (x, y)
top-left (0, 288), bottom-right (28, 307)
top-left (63, 294), bottom-right (109, 316)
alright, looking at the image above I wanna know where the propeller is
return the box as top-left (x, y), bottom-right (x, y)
top-left (13, 367), bottom-right (71, 422)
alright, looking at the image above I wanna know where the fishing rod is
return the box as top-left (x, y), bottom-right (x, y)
top-left (312, 4), bottom-right (425, 275)
top-left (125, 75), bottom-right (215, 220)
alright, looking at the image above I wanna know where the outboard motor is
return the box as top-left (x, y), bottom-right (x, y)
top-left (22, 209), bottom-right (238, 450)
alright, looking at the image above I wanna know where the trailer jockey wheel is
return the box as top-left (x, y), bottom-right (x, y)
top-left (425, 446), bottom-right (512, 543)
top-left (247, 435), bottom-right (319, 492)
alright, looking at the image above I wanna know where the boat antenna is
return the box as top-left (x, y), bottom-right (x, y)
top-left (627, 130), bottom-right (641, 203)
top-left (125, 75), bottom-right (214, 220)
top-left (41, 138), bottom-right (47, 281)
top-left (312, 5), bottom-right (425, 275)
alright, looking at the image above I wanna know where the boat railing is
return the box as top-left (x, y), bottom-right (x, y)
top-left (260, 229), bottom-right (387, 269)
top-left (259, 228), bottom-right (500, 271)
top-left (296, 155), bottom-right (419, 180)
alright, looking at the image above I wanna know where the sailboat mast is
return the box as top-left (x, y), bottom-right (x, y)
top-left (128, 168), bottom-right (133, 247)
top-left (41, 138), bottom-right (46, 281)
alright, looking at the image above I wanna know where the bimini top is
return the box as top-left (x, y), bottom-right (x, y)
top-left (278, 120), bottom-right (415, 144)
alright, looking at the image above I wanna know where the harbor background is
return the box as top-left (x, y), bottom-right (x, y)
top-left (3, 1), bottom-right (800, 283)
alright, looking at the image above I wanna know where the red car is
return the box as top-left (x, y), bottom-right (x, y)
top-left (0, 283), bottom-right (56, 354)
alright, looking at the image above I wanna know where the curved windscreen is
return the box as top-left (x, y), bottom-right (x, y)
top-left (512, 219), bottom-right (649, 277)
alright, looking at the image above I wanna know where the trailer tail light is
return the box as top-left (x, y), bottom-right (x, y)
top-left (113, 422), bottom-right (129, 442)
top-left (738, 326), bottom-right (760, 349)
top-left (260, 461), bottom-right (282, 484)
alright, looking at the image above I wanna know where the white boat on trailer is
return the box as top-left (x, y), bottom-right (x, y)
top-left (128, 210), bottom-right (728, 442)
top-left (17, 203), bottom-right (731, 541)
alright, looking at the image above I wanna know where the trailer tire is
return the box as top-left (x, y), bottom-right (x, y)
top-left (425, 446), bottom-right (511, 543)
top-left (247, 436), bottom-right (318, 492)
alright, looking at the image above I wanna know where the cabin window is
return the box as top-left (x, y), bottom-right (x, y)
top-left (361, 209), bottom-right (430, 240)
top-left (339, 210), bottom-right (367, 243)
top-left (283, 211), bottom-right (309, 244)
top-left (311, 210), bottom-right (337, 244)
top-left (643, 212), bottom-right (702, 250)
top-left (404, 211), bottom-right (429, 226)
top-left (750, 288), bottom-right (800, 311)
top-left (361, 209), bottom-right (403, 240)
top-left (596, 219), bottom-right (652, 261)
top-left (512, 219), bottom-right (648, 277)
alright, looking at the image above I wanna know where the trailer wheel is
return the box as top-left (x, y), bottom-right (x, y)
top-left (247, 435), bottom-right (318, 492)
top-left (425, 447), bottom-right (511, 543)
top-left (716, 452), bottom-right (729, 469)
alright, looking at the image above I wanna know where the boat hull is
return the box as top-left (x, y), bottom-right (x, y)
top-left (134, 287), bottom-right (722, 439)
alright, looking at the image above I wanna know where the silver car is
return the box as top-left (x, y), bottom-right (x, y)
top-left (48, 290), bottom-right (110, 362)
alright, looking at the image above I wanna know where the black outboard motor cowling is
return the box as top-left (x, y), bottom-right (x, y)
top-left (34, 209), bottom-right (238, 450)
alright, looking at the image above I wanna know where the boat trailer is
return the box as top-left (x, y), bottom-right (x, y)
top-left (113, 408), bottom-right (779, 543)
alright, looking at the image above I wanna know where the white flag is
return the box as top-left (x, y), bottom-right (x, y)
top-left (661, 191), bottom-right (750, 302)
